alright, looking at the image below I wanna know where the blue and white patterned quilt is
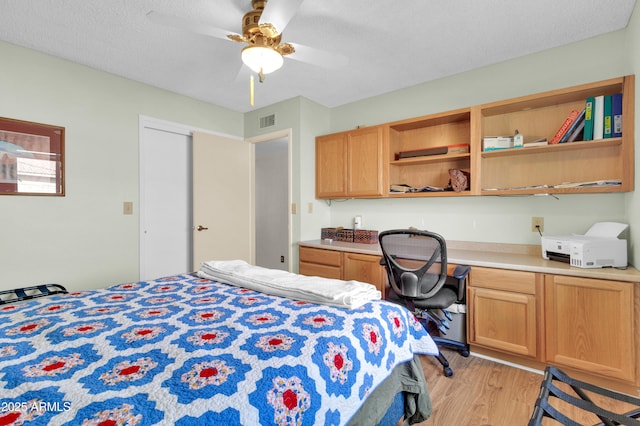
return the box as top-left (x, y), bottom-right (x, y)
top-left (0, 274), bottom-right (437, 425)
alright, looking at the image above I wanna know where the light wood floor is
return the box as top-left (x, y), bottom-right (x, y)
top-left (414, 350), bottom-right (639, 425)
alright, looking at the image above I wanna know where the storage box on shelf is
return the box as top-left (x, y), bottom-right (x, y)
top-left (477, 75), bottom-right (634, 195)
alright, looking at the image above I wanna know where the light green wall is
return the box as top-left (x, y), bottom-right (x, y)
top-left (244, 96), bottom-right (332, 269)
top-left (2, 3), bottom-right (639, 291)
top-left (311, 17), bottom-right (640, 268)
top-left (0, 41), bottom-right (243, 290)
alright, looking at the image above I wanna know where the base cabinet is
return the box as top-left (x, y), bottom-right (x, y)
top-left (468, 267), bottom-right (540, 359)
top-left (343, 252), bottom-right (386, 297)
top-left (469, 266), bottom-right (638, 391)
top-left (299, 246), bottom-right (386, 297)
top-left (299, 246), bottom-right (342, 279)
top-left (545, 274), bottom-right (636, 382)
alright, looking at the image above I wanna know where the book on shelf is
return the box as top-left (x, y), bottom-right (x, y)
top-left (552, 179), bottom-right (621, 189)
top-left (523, 138), bottom-right (548, 147)
top-left (389, 183), bottom-right (444, 193)
top-left (390, 184), bottom-right (413, 193)
top-left (559, 108), bottom-right (585, 143)
top-left (603, 95), bottom-right (613, 138)
top-left (612, 93), bottom-right (623, 137)
top-left (566, 119), bottom-right (585, 142)
top-left (411, 185), bottom-right (445, 192)
top-left (395, 143), bottom-right (470, 160)
top-left (593, 95), bottom-right (604, 139)
top-left (550, 109), bottom-right (580, 144)
top-left (583, 96), bottom-right (595, 140)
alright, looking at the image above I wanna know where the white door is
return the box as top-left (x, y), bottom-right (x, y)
top-left (192, 131), bottom-right (253, 269)
top-left (139, 125), bottom-right (192, 280)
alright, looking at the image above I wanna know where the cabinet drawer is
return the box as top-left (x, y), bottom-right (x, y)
top-left (299, 261), bottom-right (342, 279)
top-left (299, 247), bottom-right (342, 267)
top-left (471, 267), bottom-right (536, 294)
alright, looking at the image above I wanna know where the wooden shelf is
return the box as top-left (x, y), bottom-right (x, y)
top-left (390, 152), bottom-right (471, 165)
top-left (481, 185), bottom-right (624, 196)
top-left (388, 190), bottom-right (473, 197)
top-left (480, 138), bottom-right (622, 158)
top-left (314, 75), bottom-right (634, 199)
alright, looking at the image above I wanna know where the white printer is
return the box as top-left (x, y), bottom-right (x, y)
top-left (541, 222), bottom-right (628, 268)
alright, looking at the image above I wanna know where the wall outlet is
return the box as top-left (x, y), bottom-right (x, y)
top-left (531, 217), bottom-right (544, 232)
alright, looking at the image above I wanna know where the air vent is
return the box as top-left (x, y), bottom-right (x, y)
top-left (259, 113), bottom-right (276, 129)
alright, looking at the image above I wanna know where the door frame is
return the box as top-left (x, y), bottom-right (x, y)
top-left (138, 115), bottom-right (251, 279)
top-left (246, 128), bottom-right (293, 271)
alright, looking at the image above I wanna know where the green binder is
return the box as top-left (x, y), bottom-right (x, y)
top-left (603, 95), bottom-right (613, 138)
top-left (583, 96), bottom-right (594, 140)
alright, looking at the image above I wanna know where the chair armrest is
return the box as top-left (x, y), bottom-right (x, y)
top-left (452, 265), bottom-right (471, 280)
top-left (445, 265), bottom-right (471, 303)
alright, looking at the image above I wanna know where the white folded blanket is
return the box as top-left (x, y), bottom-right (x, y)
top-left (197, 260), bottom-right (381, 309)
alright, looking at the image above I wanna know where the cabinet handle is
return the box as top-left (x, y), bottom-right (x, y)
top-left (196, 225), bottom-right (209, 231)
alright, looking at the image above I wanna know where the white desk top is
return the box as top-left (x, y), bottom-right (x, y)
top-left (299, 239), bottom-right (640, 283)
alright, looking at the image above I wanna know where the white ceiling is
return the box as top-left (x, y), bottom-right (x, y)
top-left (0, 0), bottom-right (636, 113)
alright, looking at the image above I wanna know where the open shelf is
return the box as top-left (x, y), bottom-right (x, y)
top-left (480, 138), bottom-right (622, 158)
top-left (314, 75), bottom-right (634, 199)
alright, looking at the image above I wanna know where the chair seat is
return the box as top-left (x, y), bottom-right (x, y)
top-left (387, 286), bottom-right (458, 310)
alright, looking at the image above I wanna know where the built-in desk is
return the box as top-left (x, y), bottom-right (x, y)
top-left (298, 239), bottom-right (640, 395)
top-left (299, 239), bottom-right (640, 282)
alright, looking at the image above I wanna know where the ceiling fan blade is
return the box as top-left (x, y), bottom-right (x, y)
top-left (146, 10), bottom-right (236, 41)
top-left (288, 43), bottom-right (349, 70)
top-left (259, 0), bottom-right (304, 34)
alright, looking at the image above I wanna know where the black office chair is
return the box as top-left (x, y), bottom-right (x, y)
top-left (379, 229), bottom-right (470, 377)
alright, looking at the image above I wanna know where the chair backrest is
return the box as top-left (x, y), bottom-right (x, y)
top-left (379, 229), bottom-right (448, 299)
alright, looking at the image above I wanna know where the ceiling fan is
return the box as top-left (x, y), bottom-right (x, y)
top-left (147, 0), bottom-right (345, 85)
top-left (226, 0), bottom-right (296, 83)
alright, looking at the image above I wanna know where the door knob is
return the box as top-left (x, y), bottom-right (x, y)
top-left (196, 225), bottom-right (209, 231)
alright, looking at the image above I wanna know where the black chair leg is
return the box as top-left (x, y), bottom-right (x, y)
top-left (434, 349), bottom-right (453, 377)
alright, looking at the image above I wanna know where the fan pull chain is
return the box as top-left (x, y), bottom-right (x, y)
top-left (250, 75), bottom-right (254, 106)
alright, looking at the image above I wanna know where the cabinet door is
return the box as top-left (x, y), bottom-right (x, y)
top-left (469, 287), bottom-right (538, 358)
top-left (347, 126), bottom-right (385, 197)
top-left (316, 133), bottom-right (347, 198)
top-left (343, 252), bottom-right (386, 298)
top-left (545, 275), bottom-right (636, 382)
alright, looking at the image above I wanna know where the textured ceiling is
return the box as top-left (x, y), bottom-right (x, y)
top-left (0, 0), bottom-right (636, 113)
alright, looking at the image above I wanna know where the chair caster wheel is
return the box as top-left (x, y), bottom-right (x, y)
top-left (443, 367), bottom-right (454, 377)
top-left (461, 349), bottom-right (470, 357)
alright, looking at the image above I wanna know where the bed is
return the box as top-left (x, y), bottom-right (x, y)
top-left (0, 264), bottom-right (437, 425)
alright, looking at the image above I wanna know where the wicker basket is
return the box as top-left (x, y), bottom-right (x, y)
top-left (321, 227), bottom-right (338, 240)
top-left (336, 228), bottom-right (354, 242)
top-left (354, 229), bottom-right (379, 244)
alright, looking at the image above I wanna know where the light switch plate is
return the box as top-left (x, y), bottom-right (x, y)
top-left (123, 201), bottom-right (133, 215)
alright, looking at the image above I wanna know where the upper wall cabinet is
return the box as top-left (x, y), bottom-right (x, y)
top-left (387, 108), bottom-right (474, 197)
top-left (316, 125), bottom-right (387, 198)
top-left (478, 75), bottom-right (635, 195)
top-left (315, 75), bottom-right (635, 199)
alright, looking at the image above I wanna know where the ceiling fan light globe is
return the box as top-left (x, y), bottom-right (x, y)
top-left (242, 46), bottom-right (284, 74)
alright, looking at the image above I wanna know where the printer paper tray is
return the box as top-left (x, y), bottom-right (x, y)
top-left (547, 252), bottom-right (570, 264)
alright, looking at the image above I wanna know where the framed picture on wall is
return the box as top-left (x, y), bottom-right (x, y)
top-left (0, 117), bottom-right (65, 196)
